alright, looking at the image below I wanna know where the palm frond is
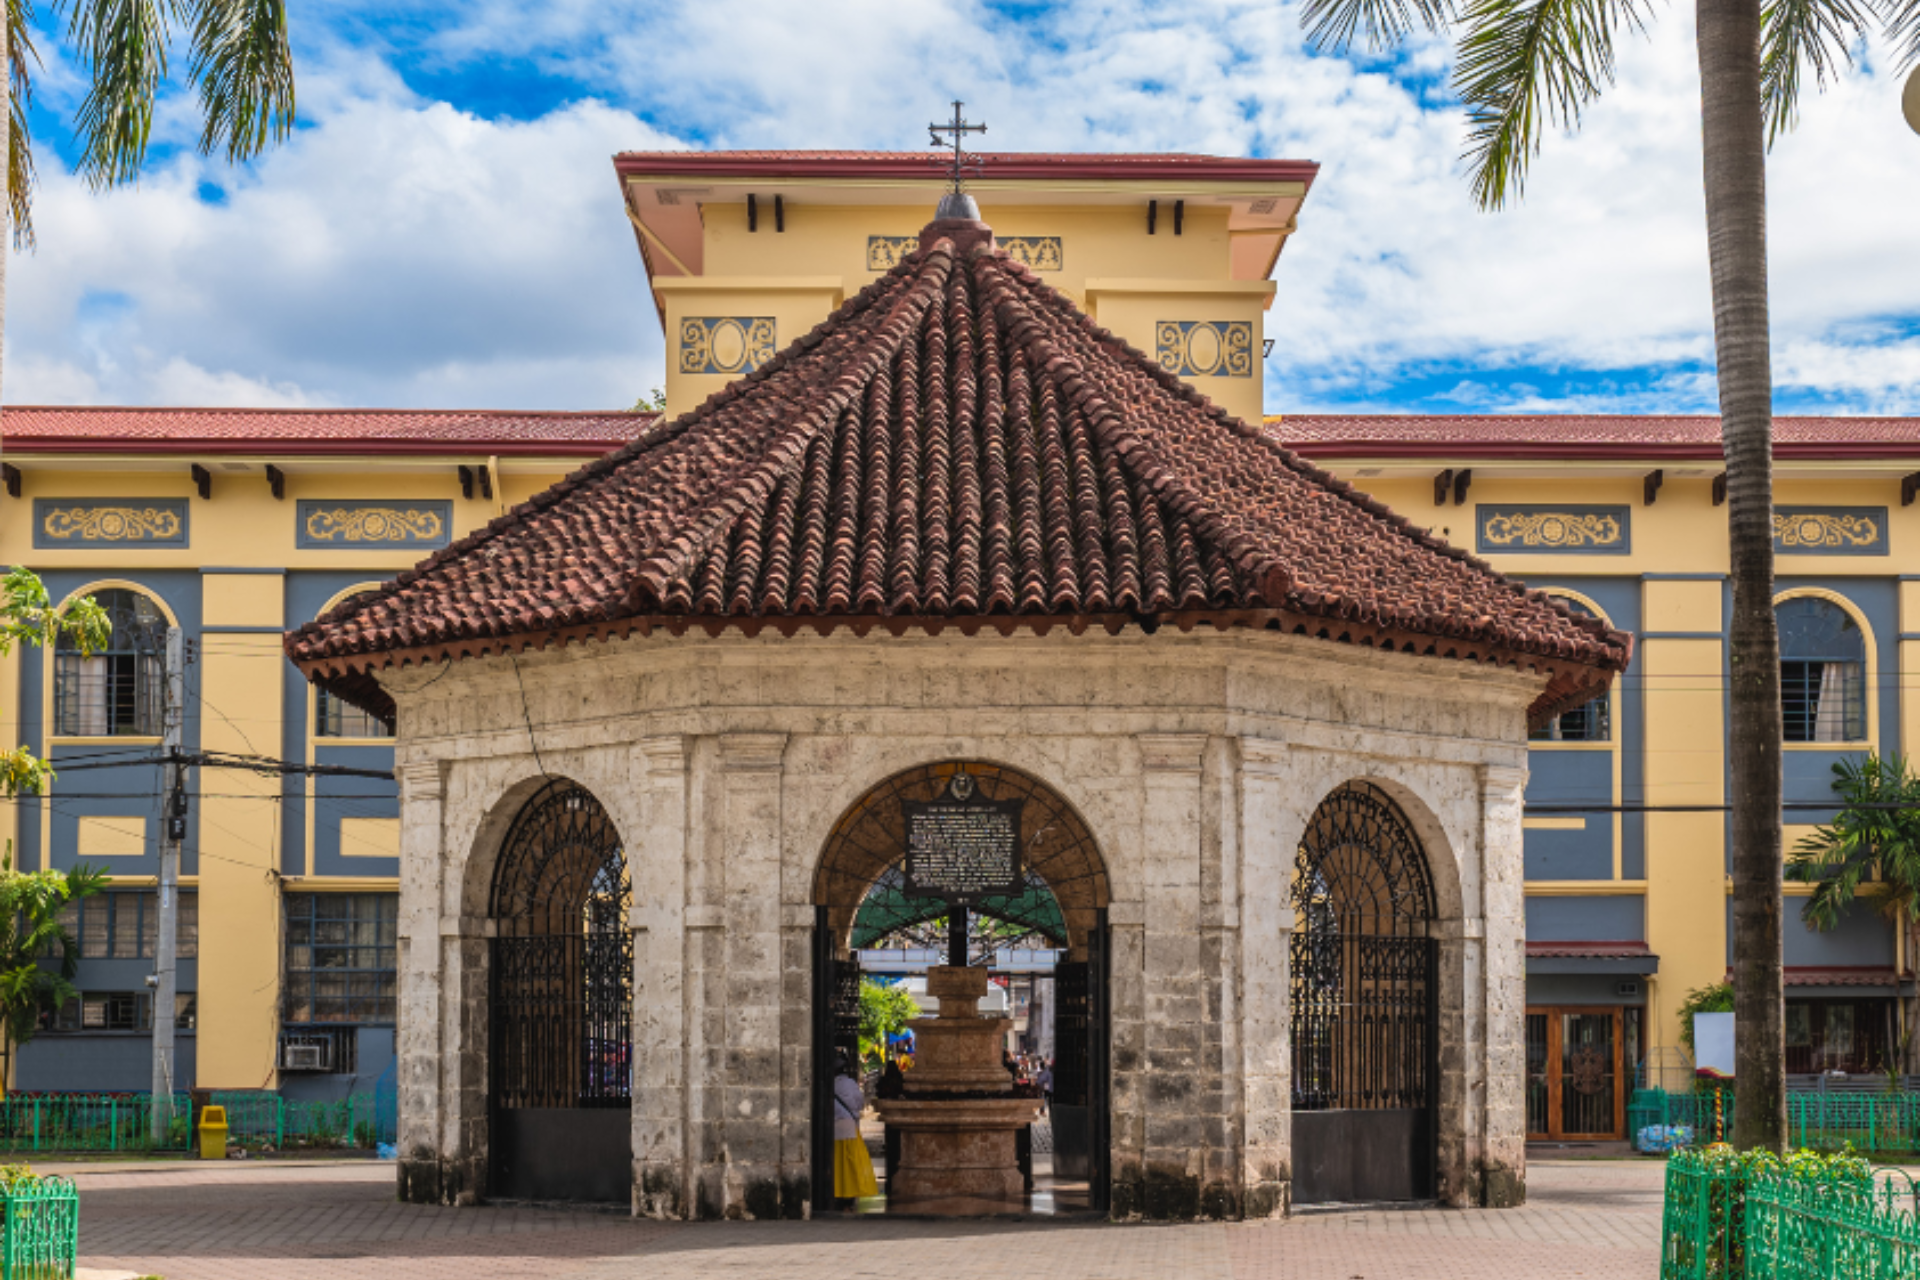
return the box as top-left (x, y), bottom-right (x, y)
top-left (1454, 0), bottom-right (1653, 210)
top-left (1759, 0), bottom-right (1871, 141)
top-left (1302, 0), bottom-right (1457, 51)
top-left (1887, 0), bottom-right (1920, 68)
top-left (186, 0), bottom-right (293, 163)
top-left (67, 0), bottom-right (176, 188)
top-left (6, 0), bottom-right (37, 245)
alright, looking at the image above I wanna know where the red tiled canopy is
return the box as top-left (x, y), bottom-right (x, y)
top-left (288, 216), bottom-right (1631, 726)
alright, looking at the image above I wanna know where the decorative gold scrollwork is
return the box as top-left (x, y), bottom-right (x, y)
top-left (42, 506), bottom-right (183, 542)
top-left (679, 317), bottom-right (776, 376)
top-left (865, 236), bottom-right (918, 271)
top-left (1001, 237), bottom-right (1063, 271)
top-left (1481, 512), bottom-right (1624, 549)
top-left (304, 507), bottom-right (445, 544)
top-left (1774, 512), bottom-right (1881, 549)
top-left (1155, 320), bottom-right (1255, 378)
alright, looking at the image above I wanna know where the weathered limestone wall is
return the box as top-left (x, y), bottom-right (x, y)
top-left (382, 628), bottom-right (1536, 1220)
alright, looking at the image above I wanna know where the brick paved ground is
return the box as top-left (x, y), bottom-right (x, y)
top-left (56, 1157), bottom-right (1663, 1280)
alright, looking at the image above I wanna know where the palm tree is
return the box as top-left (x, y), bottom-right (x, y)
top-left (1, 0), bottom-right (297, 394)
top-left (1303, 0), bottom-right (1920, 1154)
top-left (1788, 754), bottom-right (1920, 1075)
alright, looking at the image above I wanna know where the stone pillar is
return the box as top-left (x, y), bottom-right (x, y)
top-left (714, 732), bottom-right (790, 1218)
top-left (1236, 737), bottom-right (1292, 1219)
top-left (395, 758), bottom-right (473, 1204)
top-left (1477, 762), bottom-right (1528, 1206)
top-left (1120, 732), bottom-right (1228, 1219)
top-left (633, 736), bottom-right (689, 1218)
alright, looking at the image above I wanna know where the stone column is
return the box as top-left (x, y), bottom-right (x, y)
top-left (633, 736), bottom-right (690, 1218)
top-left (395, 758), bottom-right (465, 1203)
top-left (1478, 762), bottom-right (1528, 1206)
top-left (1236, 737), bottom-right (1293, 1219)
top-left (1124, 732), bottom-right (1225, 1219)
top-left (716, 732), bottom-right (790, 1218)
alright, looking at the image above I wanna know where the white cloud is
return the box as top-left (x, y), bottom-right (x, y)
top-left (4, 0), bottom-right (1917, 412)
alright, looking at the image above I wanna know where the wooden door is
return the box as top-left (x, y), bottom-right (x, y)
top-left (1524, 1006), bottom-right (1626, 1141)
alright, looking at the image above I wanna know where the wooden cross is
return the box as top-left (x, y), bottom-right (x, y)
top-left (928, 100), bottom-right (987, 194)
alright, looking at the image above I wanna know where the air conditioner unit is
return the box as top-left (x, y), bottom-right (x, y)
top-left (279, 1040), bottom-right (332, 1072)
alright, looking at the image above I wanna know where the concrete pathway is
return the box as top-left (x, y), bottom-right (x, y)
top-left (67, 1157), bottom-right (1665, 1279)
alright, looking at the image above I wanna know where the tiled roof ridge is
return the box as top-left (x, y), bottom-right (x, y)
top-left (1, 404), bottom-right (645, 418)
top-left (979, 256), bottom-right (1622, 656)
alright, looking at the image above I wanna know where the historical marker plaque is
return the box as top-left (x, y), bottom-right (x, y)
top-left (902, 772), bottom-right (1025, 903)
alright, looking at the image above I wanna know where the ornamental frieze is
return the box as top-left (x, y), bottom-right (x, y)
top-left (1156, 320), bottom-right (1254, 378)
top-left (1477, 506), bottom-right (1630, 555)
top-left (866, 235), bottom-right (1063, 272)
top-left (678, 316), bottom-right (776, 376)
top-left (34, 499), bottom-right (189, 548)
top-left (296, 501), bottom-right (452, 549)
top-left (1773, 507), bottom-right (1887, 555)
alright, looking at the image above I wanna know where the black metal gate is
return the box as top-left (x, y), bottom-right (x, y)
top-left (810, 909), bottom-right (862, 1209)
top-left (1050, 912), bottom-right (1109, 1210)
top-left (488, 779), bottom-right (633, 1202)
top-left (1290, 783), bottom-right (1437, 1205)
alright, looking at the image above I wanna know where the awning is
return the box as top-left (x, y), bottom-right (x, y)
top-left (1723, 965), bottom-right (1908, 997)
top-left (1527, 940), bottom-right (1659, 976)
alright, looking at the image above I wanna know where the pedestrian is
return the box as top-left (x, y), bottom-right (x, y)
top-left (833, 1053), bottom-right (878, 1207)
top-left (1038, 1058), bottom-right (1053, 1114)
top-left (878, 1055), bottom-right (905, 1100)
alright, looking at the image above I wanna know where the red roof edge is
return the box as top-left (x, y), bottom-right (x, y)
top-left (0, 438), bottom-right (629, 458)
top-left (1271, 439), bottom-right (1920, 463)
top-left (1724, 965), bottom-right (1904, 986)
top-left (612, 151), bottom-right (1320, 189)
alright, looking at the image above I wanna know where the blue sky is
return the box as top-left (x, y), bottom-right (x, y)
top-left (7, 0), bottom-right (1919, 414)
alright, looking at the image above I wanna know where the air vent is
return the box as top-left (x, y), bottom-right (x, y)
top-left (655, 187), bottom-right (712, 206)
top-left (1616, 981), bottom-right (1641, 997)
top-left (219, 462), bottom-right (250, 472)
top-left (1247, 198), bottom-right (1279, 214)
top-left (1355, 468), bottom-right (1384, 477)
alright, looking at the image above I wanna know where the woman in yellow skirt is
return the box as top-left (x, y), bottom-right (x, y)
top-left (833, 1054), bottom-right (879, 1205)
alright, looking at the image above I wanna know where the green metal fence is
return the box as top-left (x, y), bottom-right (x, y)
top-left (1660, 1147), bottom-right (1905, 1280)
top-left (0, 1174), bottom-right (79, 1280)
top-left (0, 1092), bottom-right (391, 1156)
top-left (1633, 1088), bottom-right (1920, 1154)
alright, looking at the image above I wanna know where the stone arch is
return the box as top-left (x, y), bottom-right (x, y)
top-left (811, 759), bottom-right (1111, 959)
top-left (1337, 772), bottom-right (1469, 926)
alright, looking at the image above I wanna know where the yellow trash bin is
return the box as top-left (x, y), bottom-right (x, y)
top-left (197, 1105), bottom-right (229, 1159)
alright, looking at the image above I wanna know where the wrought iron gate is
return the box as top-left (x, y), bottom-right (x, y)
top-left (810, 910), bottom-right (863, 1209)
top-left (488, 779), bottom-right (633, 1202)
top-left (1290, 783), bottom-right (1437, 1204)
top-left (1050, 913), bottom-right (1109, 1210)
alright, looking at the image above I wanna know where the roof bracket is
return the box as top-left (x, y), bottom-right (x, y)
top-left (479, 465), bottom-right (493, 500)
top-left (1453, 468), bottom-right (1472, 506)
top-left (265, 465), bottom-right (286, 500)
top-left (1903, 472), bottom-right (1920, 507)
top-left (747, 193), bottom-right (758, 233)
top-left (1147, 200), bottom-right (1157, 235)
top-left (1712, 474), bottom-right (1728, 506)
top-left (191, 464), bottom-right (211, 500)
top-left (1173, 199), bottom-right (1184, 235)
top-left (1643, 469), bottom-right (1663, 506)
top-left (1433, 469), bottom-right (1453, 507)
top-left (1, 463), bottom-right (18, 499)
top-left (459, 465), bottom-right (476, 499)
top-left (774, 195), bottom-right (785, 233)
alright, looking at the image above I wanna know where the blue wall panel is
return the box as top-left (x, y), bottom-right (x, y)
top-left (1525, 895), bottom-right (1644, 941)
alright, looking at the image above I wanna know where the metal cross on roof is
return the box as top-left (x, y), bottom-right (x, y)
top-left (928, 100), bottom-right (987, 194)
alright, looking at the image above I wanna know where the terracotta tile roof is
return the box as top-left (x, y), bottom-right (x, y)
top-left (0, 406), bottom-right (650, 456)
top-left (613, 151), bottom-right (1320, 185)
top-left (1526, 941), bottom-right (1652, 959)
top-left (1266, 414), bottom-right (1920, 462)
top-left (289, 217), bottom-right (1628, 726)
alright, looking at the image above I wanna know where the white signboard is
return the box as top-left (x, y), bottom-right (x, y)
top-left (1694, 1011), bottom-right (1736, 1076)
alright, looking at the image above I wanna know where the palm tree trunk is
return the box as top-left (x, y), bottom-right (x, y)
top-left (1698, 0), bottom-right (1784, 1152)
top-left (1907, 918), bottom-right (1920, 1077)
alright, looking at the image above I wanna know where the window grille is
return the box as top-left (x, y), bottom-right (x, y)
top-left (316, 689), bottom-right (393, 739)
top-left (52, 589), bottom-right (167, 737)
top-left (1778, 597), bottom-right (1867, 743)
top-left (1529, 597), bottom-right (1611, 742)
top-left (55, 892), bottom-right (197, 960)
top-left (283, 892), bottom-right (399, 1024)
top-left (47, 992), bottom-right (191, 1033)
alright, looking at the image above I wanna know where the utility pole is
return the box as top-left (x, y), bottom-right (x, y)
top-left (150, 626), bottom-right (185, 1143)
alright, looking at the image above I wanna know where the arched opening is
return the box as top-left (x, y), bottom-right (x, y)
top-left (1290, 781), bottom-right (1439, 1205)
top-left (53, 586), bottom-right (169, 737)
top-left (811, 761), bottom-right (1110, 1214)
top-left (1775, 591), bottom-right (1872, 744)
top-left (486, 778), bottom-right (632, 1202)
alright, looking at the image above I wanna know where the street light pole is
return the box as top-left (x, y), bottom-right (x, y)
top-left (150, 626), bottom-right (185, 1144)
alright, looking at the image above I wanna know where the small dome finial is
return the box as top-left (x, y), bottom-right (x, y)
top-left (936, 192), bottom-right (981, 221)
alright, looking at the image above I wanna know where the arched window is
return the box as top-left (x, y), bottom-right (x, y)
top-left (1778, 596), bottom-right (1866, 743)
top-left (1530, 596), bottom-right (1611, 742)
top-left (314, 591), bottom-right (392, 738)
top-left (53, 588), bottom-right (167, 737)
